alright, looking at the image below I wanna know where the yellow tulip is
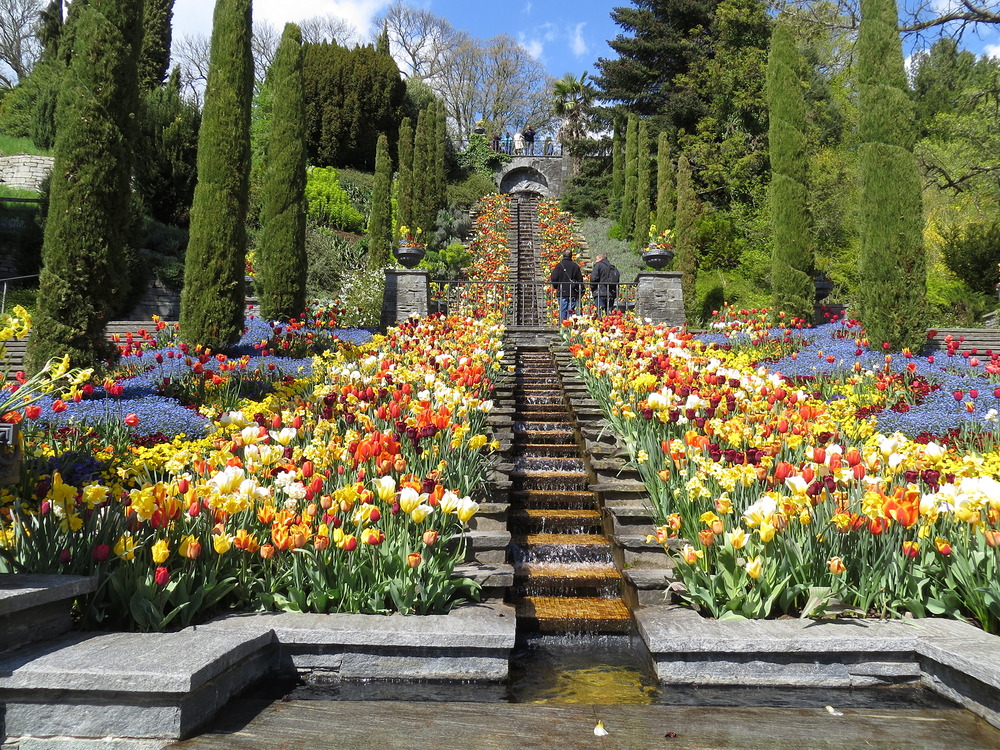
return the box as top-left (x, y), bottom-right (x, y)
top-left (456, 496), bottom-right (479, 523)
top-left (745, 556), bottom-right (763, 579)
top-left (410, 504), bottom-right (435, 524)
top-left (151, 539), bottom-right (170, 564)
top-left (727, 527), bottom-right (748, 550)
top-left (213, 533), bottom-right (232, 554)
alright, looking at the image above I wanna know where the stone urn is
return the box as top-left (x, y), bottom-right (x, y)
top-left (814, 274), bottom-right (834, 302)
top-left (394, 244), bottom-right (426, 269)
top-left (642, 246), bottom-right (675, 270)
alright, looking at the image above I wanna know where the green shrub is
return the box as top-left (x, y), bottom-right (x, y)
top-left (421, 242), bottom-right (472, 280)
top-left (941, 219), bottom-right (1000, 297)
top-left (456, 133), bottom-right (509, 178)
top-left (304, 221), bottom-right (366, 297)
top-left (305, 166), bottom-right (366, 232)
top-left (447, 173), bottom-right (496, 209)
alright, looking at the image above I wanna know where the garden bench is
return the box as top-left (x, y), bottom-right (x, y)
top-left (0, 321), bottom-right (176, 378)
top-left (924, 327), bottom-right (1000, 355)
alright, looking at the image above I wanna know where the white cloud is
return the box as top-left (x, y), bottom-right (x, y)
top-left (986, 44), bottom-right (1000, 59)
top-left (519, 34), bottom-right (545, 60)
top-left (570, 22), bottom-right (587, 57)
top-left (523, 2), bottom-right (533, 14)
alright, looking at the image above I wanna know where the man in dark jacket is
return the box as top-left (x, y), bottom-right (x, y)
top-left (590, 253), bottom-right (619, 316)
top-left (550, 249), bottom-right (584, 322)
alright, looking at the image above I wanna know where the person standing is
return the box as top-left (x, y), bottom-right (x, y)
top-left (523, 125), bottom-right (536, 155)
top-left (590, 253), bottom-right (620, 316)
top-left (513, 131), bottom-right (525, 155)
top-left (550, 249), bottom-right (584, 322)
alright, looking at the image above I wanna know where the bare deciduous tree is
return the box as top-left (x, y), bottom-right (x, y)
top-left (298, 14), bottom-right (358, 46)
top-left (0, 0), bottom-right (42, 87)
top-left (375, 0), bottom-right (460, 80)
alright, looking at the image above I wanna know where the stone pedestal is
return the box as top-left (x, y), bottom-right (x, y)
top-left (380, 268), bottom-right (429, 332)
top-left (634, 271), bottom-right (685, 326)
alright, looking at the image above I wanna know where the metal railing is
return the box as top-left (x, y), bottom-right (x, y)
top-left (429, 279), bottom-right (637, 326)
top-left (451, 139), bottom-right (563, 158)
top-left (0, 274), bottom-right (38, 315)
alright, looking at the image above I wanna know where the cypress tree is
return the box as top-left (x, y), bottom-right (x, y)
top-left (411, 107), bottom-right (431, 233)
top-left (368, 133), bottom-right (393, 267)
top-left (26, 0), bottom-right (143, 372)
top-left (180, 0), bottom-right (253, 351)
top-left (675, 155), bottom-right (699, 323)
top-left (654, 131), bottom-right (675, 234)
top-left (633, 120), bottom-right (652, 248)
top-left (434, 100), bottom-right (447, 216)
top-left (857, 0), bottom-right (926, 351)
top-left (396, 116), bottom-right (414, 236)
top-left (620, 113), bottom-right (638, 238)
top-left (611, 116), bottom-right (625, 214)
top-left (139, 0), bottom-right (175, 90)
top-left (257, 23), bottom-right (307, 321)
top-left (768, 21), bottom-right (814, 323)
top-left (30, 0), bottom-right (64, 150)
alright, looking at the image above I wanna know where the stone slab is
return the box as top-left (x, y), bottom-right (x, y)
top-left (0, 575), bottom-right (97, 617)
top-left (203, 600), bottom-right (516, 651)
top-left (0, 628), bottom-right (273, 739)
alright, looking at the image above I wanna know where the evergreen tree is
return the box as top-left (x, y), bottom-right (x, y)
top-left (633, 119), bottom-right (652, 247)
top-left (135, 68), bottom-right (200, 225)
top-left (180, 0), bottom-right (253, 351)
top-left (611, 116), bottom-right (625, 214)
top-left (768, 21), bottom-right (814, 323)
top-left (434, 100), bottom-right (447, 215)
top-left (856, 0), bottom-right (926, 351)
top-left (30, 0), bottom-right (64, 150)
top-left (368, 133), bottom-right (393, 267)
top-left (257, 23), bottom-right (307, 321)
top-left (302, 41), bottom-right (405, 169)
top-left (411, 106), bottom-right (431, 233)
top-left (139, 0), bottom-right (175, 90)
top-left (396, 116), bottom-right (414, 235)
top-left (675, 154), bottom-right (699, 323)
top-left (654, 131), bottom-right (675, 233)
top-left (376, 21), bottom-right (390, 56)
top-left (26, 0), bottom-right (143, 372)
top-left (595, 0), bottom-right (718, 127)
top-left (620, 113), bottom-right (638, 237)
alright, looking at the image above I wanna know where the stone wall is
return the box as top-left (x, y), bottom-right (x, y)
top-left (128, 278), bottom-right (181, 321)
top-left (0, 155), bottom-right (53, 192)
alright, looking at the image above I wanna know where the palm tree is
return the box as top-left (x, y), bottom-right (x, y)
top-left (551, 71), bottom-right (596, 150)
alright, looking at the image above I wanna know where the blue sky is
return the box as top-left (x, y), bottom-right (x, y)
top-left (171, 0), bottom-right (620, 78)
top-left (171, 0), bottom-right (1000, 78)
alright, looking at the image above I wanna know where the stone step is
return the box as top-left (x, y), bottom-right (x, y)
top-left (512, 596), bottom-right (632, 633)
top-left (0, 574), bottom-right (97, 654)
top-left (510, 489), bottom-right (597, 510)
top-left (0, 626), bottom-right (273, 740)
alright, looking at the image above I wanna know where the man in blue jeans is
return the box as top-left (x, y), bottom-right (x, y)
top-left (550, 249), bottom-right (584, 322)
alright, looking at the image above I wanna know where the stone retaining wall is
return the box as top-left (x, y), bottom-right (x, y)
top-left (0, 155), bottom-right (53, 192)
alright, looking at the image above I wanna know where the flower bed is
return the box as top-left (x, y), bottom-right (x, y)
top-left (1, 310), bottom-right (505, 630)
top-left (566, 309), bottom-right (1000, 632)
top-left (432, 194), bottom-right (511, 316)
top-left (537, 199), bottom-right (586, 321)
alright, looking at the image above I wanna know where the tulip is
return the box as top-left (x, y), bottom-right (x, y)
top-left (154, 566), bottom-right (170, 587)
top-left (902, 541), bottom-right (920, 558)
top-left (745, 556), bottom-right (763, 579)
top-left (983, 529), bottom-right (1000, 548)
top-left (92, 543), bottom-right (110, 562)
top-left (407, 552), bottom-right (422, 569)
top-left (124, 413), bottom-right (140, 427)
top-left (827, 556), bottom-right (846, 575)
top-left (259, 543), bottom-right (275, 560)
top-left (422, 529), bottom-right (439, 546)
top-left (680, 544), bottom-right (703, 565)
top-left (933, 537), bottom-right (952, 556)
top-left (456, 496), bottom-right (479, 523)
top-left (151, 539), bottom-right (170, 564)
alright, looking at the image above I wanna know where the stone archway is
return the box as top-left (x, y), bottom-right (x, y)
top-left (499, 166), bottom-right (550, 196)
